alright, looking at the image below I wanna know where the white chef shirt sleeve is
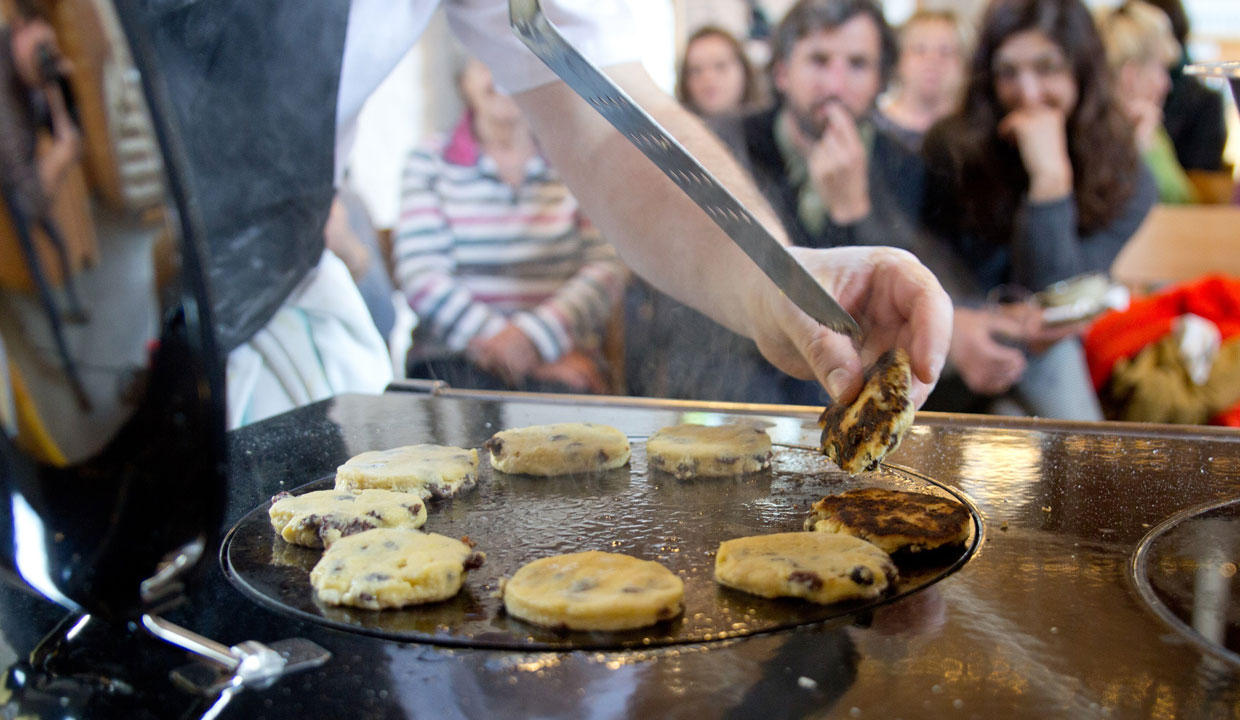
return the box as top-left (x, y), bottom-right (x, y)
top-left (445, 0), bottom-right (641, 94)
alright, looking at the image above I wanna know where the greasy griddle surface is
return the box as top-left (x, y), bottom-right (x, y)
top-left (222, 442), bottom-right (977, 650)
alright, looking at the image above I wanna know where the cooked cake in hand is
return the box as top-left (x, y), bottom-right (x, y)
top-left (804, 487), bottom-right (971, 554)
top-left (646, 423), bottom-right (772, 479)
top-left (819, 348), bottom-right (914, 474)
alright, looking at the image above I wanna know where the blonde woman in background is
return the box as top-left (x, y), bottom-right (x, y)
top-left (1097, 0), bottom-right (1196, 203)
top-left (875, 10), bottom-right (969, 152)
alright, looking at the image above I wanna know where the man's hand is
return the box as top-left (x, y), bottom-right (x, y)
top-left (950, 307), bottom-right (1027, 396)
top-left (745, 246), bottom-right (952, 408)
top-left (467, 323), bottom-right (540, 387)
top-left (530, 350), bottom-right (609, 394)
top-left (808, 104), bottom-right (871, 225)
top-left (38, 85), bottom-right (82, 195)
top-left (10, 18), bottom-right (62, 89)
top-left (1023, 316), bottom-right (1090, 356)
top-left (998, 107), bottom-right (1072, 202)
top-left (323, 198), bottom-right (370, 282)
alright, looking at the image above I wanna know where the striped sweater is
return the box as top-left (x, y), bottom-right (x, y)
top-left (394, 123), bottom-right (628, 363)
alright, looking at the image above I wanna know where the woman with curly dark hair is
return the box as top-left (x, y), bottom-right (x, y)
top-left (921, 0), bottom-right (1157, 420)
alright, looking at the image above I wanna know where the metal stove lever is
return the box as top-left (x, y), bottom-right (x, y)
top-left (140, 615), bottom-right (330, 695)
top-left (142, 615), bottom-right (239, 670)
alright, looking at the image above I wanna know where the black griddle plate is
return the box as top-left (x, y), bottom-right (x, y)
top-left (222, 441), bottom-right (980, 650)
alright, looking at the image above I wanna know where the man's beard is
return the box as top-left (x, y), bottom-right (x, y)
top-left (788, 97), bottom-right (841, 139)
top-left (787, 97), bottom-right (873, 139)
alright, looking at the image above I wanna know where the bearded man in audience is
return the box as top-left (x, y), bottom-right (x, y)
top-left (710, 0), bottom-right (925, 251)
top-left (626, 0), bottom-right (951, 405)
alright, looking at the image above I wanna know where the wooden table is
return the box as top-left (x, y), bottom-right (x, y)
top-left (1111, 204), bottom-right (1240, 290)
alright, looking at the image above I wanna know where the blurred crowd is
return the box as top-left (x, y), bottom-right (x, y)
top-left (365, 0), bottom-right (1234, 424)
top-left (7, 0), bottom-right (1236, 436)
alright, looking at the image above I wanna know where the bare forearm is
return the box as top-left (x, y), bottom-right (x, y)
top-left (37, 138), bottom-right (77, 197)
top-left (39, 88), bottom-right (81, 196)
top-left (515, 63), bottom-right (787, 340)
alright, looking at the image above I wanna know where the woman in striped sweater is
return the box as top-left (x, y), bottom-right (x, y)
top-left (396, 60), bottom-right (629, 394)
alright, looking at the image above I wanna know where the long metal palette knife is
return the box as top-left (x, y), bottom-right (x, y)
top-left (508, 0), bottom-right (862, 342)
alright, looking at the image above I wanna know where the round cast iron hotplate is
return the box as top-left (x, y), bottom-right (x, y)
top-left (1132, 497), bottom-right (1240, 666)
top-left (222, 442), bottom-right (981, 650)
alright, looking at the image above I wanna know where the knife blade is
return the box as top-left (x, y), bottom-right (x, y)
top-left (508, 0), bottom-right (862, 342)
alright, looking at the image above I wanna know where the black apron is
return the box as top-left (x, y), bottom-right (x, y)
top-left (137, 0), bottom-right (351, 353)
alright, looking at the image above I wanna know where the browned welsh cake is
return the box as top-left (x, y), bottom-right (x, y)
top-left (804, 488), bottom-right (971, 554)
top-left (818, 348), bottom-right (914, 474)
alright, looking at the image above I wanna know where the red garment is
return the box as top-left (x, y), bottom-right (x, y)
top-left (1084, 274), bottom-right (1240, 389)
top-left (442, 110), bottom-right (480, 166)
top-left (1212, 404), bottom-right (1240, 427)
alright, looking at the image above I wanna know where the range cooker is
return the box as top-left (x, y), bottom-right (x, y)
top-left (4, 388), bottom-right (1239, 719)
